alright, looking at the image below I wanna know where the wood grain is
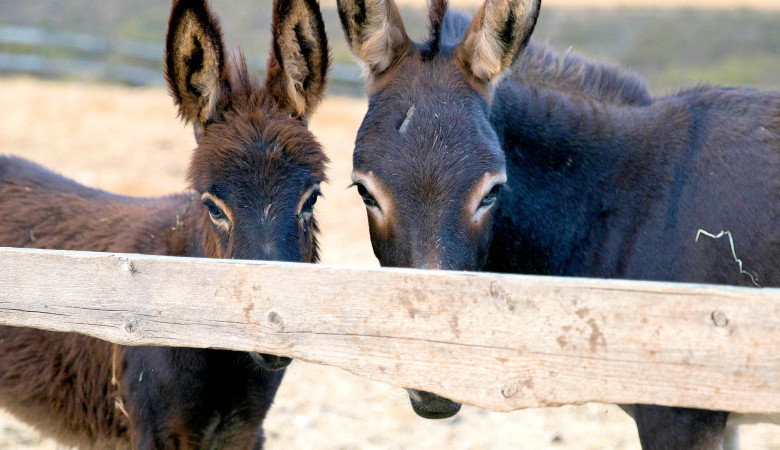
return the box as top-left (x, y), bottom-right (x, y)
top-left (0, 247), bottom-right (778, 414)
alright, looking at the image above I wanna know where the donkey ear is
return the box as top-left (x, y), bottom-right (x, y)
top-left (165, 0), bottom-right (231, 127)
top-left (337, 0), bottom-right (411, 76)
top-left (454, 0), bottom-right (541, 84)
top-left (265, 0), bottom-right (330, 119)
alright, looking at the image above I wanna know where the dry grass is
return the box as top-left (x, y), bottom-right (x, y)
top-left (400, 0), bottom-right (780, 9)
top-left (696, 230), bottom-right (761, 287)
top-left (0, 77), bottom-right (778, 449)
top-left (532, 0), bottom-right (779, 8)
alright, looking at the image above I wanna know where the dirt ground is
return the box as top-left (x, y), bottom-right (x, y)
top-left (0, 77), bottom-right (778, 449)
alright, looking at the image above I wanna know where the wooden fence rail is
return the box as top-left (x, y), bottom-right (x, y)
top-left (0, 247), bottom-right (778, 414)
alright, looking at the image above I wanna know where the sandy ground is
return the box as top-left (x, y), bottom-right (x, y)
top-left (0, 77), bottom-right (778, 449)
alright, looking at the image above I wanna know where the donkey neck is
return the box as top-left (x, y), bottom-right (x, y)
top-left (129, 192), bottom-right (205, 258)
top-left (167, 192), bottom-right (207, 258)
top-left (485, 80), bottom-right (689, 276)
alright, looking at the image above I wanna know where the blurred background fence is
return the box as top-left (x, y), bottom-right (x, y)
top-left (1, 1), bottom-right (779, 94)
top-left (0, 25), bottom-right (364, 93)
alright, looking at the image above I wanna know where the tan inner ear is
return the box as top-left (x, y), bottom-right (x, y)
top-left (457, 0), bottom-right (538, 84)
top-left (357, 6), bottom-right (397, 75)
top-left (342, 0), bottom-right (410, 76)
top-left (278, 8), bottom-right (318, 117)
top-left (459, 5), bottom-right (501, 83)
top-left (175, 11), bottom-right (223, 124)
top-left (201, 192), bottom-right (233, 233)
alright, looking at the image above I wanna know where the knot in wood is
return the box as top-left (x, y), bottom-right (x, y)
top-left (124, 320), bottom-right (139, 334)
top-left (490, 281), bottom-right (510, 310)
top-left (500, 381), bottom-right (518, 398)
top-left (116, 256), bottom-right (138, 276)
top-left (266, 311), bottom-right (284, 330)
top-left (490, 281), bottom-right (506, 298)
top-left (711, 310), bottom-right (729, 328)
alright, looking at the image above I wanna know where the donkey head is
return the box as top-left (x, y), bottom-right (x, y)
top-left (338, 0), bottom-right (540, 418)
top-left (167, 0), bottom-right (329, 369)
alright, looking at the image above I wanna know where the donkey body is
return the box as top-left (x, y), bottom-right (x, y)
top-left (337, 0), bottom-right (778, 448)
top-left (0, 0), bottom-right (330, 447)
top-left (486, 37), bottom-right (780, 450)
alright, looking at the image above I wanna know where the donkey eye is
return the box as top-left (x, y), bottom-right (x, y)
top-left (203, 199), bottom-right (225, 220)
top-left (201, 192), bottom-right (231, 232)
top-left (300, 190), bottom-right (320, 216)
top-left (479, 184), bottom-right (502, 209)
top-left (356, 184), bottom-right (378, 208)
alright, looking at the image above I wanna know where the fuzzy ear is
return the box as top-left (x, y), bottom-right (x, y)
top-left (266, 0), bottom-right (330, 119)
top-left (165, 0), bottom-right (231, 127)
top-left (454, 0), bottom-right (541, 84)
top-left (337, 0), bottom-right (411, 76)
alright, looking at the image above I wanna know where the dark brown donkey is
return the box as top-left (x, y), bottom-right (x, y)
top-left (337, 0), bottom-right (779, 448)
top-left (0, 0), bottom-right (329, 447)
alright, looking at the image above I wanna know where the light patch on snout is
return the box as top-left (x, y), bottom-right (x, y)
top-left (405, 388), bottom-right (423, 403)
top-left (201, 192), bottom-right (233, 233)
top-left (467, 171), bottom-right (507, 225)
top-left (351, 170), bottom-right (394, 232)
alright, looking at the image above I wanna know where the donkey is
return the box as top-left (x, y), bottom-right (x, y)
top-left (0, 0), bottom-right (329, 447)
top-left (337, 0), bottom-right (779, 448)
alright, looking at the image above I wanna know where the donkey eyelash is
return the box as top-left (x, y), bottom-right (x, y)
top-left (203, 200), bottom-right (224, 218)
top-left (348, 182), bottom-right (380, 209)
top-left (304, 189), bottom-right (323, 207)
top-left (479, 184), bottom-right (502, 208)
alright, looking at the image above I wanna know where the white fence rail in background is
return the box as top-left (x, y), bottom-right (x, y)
top-left (0, 247), bottom-right (778, 415)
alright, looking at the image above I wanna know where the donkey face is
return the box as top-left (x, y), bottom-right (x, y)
top-left (351, 56), bottom-right (507, 271)
top-left (167, 0), bottom-right (329, 264)
top-left (338, 0), bottom-right (540, 418)
top-left (167, 0), bottom-right (329, 369)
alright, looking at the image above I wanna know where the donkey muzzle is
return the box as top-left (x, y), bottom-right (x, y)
top-left (251, 352), bottom-right (292, 371)
top-left (406, 388), bottom-right (462, 419)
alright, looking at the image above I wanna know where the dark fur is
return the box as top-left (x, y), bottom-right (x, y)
top-left (421, 0), bottom-right (449, 58)
top-left (340, 0), bottom-right (779, 447)
top-left (0, 0), bottom-right (330, 447)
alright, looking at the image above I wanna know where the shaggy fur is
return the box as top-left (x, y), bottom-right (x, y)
top-left (265, 0), bottom-right (330, 118)
top-left (455, 0), bottom-right (541, 83)
top-left (0, 0), bottom-right (330, 447)
top-left (336, 0), bottom-right (413, 77)
top-left (340, 0), bottom-right (779, 447)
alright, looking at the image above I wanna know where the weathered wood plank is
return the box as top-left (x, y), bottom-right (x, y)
top-left (0, 247), bottom-right (778, 414)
